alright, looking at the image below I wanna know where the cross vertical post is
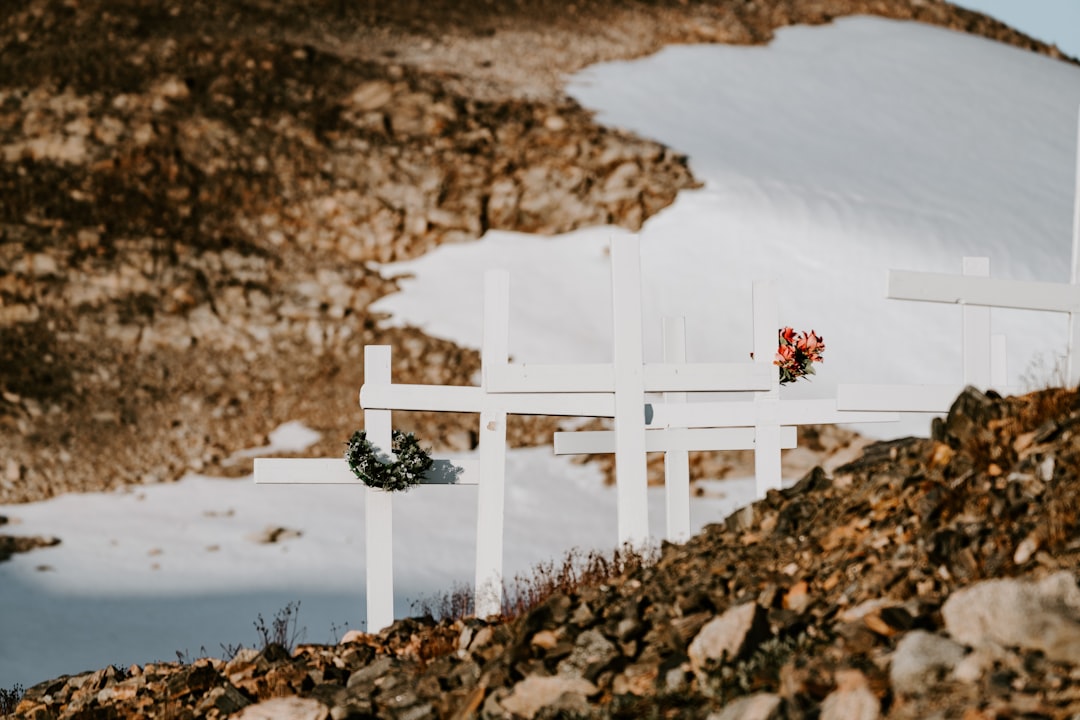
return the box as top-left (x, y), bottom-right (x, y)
top-left (962, 257), bottom-right (992, 388)
top-left (475, 270), bottom-right (510, 618)
top-left (1068, 106), bottom-right (1080, 387)
top-left (611, 236), bottom-right (650, 548)
top-left (662, 316), bottom-right (691, 543)
top-left (753, 280), bottom-right (782, 497)
top-left (991, 334), bottom-right (1008, 388)
top-left (363, 346), bottom-right (395, 632)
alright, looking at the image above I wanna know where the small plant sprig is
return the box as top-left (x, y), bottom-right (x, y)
top-left (775, 327), bottom-right (824, 385)
top-left (0, 683), bottom-right (24, 714)
top-left (254, 601), bottom-right (305, 653)
top-left (345, 429), bottom-right (433, 492)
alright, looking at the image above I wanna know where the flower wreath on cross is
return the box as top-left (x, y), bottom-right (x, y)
top-left (345, 429), bottom-right (434, 492)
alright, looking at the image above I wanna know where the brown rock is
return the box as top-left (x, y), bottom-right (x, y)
top-left (499, 676), bottom-right (598, 720)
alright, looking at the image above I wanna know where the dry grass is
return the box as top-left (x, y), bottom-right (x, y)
top-left (412, 544), bottom-right (657, 624)
top-left (0, 684), bottom-right (24, 715)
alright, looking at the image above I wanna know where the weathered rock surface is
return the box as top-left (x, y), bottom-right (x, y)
top-left (12, 387), bottom-right (1080, 718)
top-left (942, 571), bottom-right (1080, 663)
top-left (888, 630), bottom-right (966, 696)
top-left (819, 670), bottom-right (879, 720)
top-left (500, 676), bottom-right (598, 719)
top-left (1, 0), bottom-right (1073, 508)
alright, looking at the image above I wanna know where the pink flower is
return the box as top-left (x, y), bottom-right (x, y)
top-left (774, 345), bottom-right (795, 365)
top-left (799, 331), bottom-right (824, 355)
top-left (771, 327), bottom-right (825, 384)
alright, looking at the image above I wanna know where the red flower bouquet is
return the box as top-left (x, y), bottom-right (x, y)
top-left (775, 327), bottom-right (825, 384)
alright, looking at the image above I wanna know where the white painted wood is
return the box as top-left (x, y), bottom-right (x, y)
top-left (360, 383), bottom-right (484, 413)
top-left (837, 384), bottom-right (968, 413)
top-left (643, 363), bottom-right (774, 392)
top-left (752, 281), bottom-right (782, 497)
top-left (1069, 106), bottom-right (1080, 387)
top-left (754, 400), bottom-right (783, 497)
top-left (254, 457), bottom-right (479, 485)
top-left (840, 256), bottom-right (1029, 413)
top-left (487, 362), bottom-right (772, 394)
top-left (553, 426), bottom-right (798, 455)
top-left (1070, 311), bottom-right (1080, 387)
top-left (888, 270), bottom-right (1080, 313)
top-left (475, 270), bottom-right (510, 619)
top-left (486, 364), bottom-right (615, 393)
top-left (645, 398), bottom-right (898, 429)
top-left (363, 346), bottom-right (395, 633)
top-left (611, 236), bottom-right (650, 548)
top-left (962, 257), bottom-right (991, 388)
top-left (991, 334), bottom-right (1008, 390)
top-left (361, 383), bottom-right (615, 417)
top-left (662, 317), bottom-right (691, 542)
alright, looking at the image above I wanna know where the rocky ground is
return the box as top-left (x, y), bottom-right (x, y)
top-left (9, 386), bottom-right (1080, 718)
top-left (1, 0), bottom-right (1075, 511)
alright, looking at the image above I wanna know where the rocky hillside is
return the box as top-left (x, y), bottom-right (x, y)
top-left (1, 0), bottom-right (1074, 506)
top-left (8, 386), bottom-right (1080, 718)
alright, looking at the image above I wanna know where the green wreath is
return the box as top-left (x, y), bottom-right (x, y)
top-left (345, 429), bottom-right (433, 492)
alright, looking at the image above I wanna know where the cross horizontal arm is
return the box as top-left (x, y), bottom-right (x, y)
top-left (360, 383), bottom-right (616, 417)
top-left (644, 363), bottom-right (774, 393)
top-left (553, 426), bottom-right (798, 455)
top-left (889, 270), bottom-right (1080, 313)
top-left (645, 399), bottom-right (899, 429)
top-left (486, 364), bottom-right (613, 393)
top-left (485, 362), bottom-right (774, 394)
top-left (360, 383), bottom-right (483, 413)
top-left (836, 383), bottom-right (1021, 413)
top-left (253, 457), bottom-right (480, 485)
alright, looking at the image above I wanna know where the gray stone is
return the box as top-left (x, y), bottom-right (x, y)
top-left (941, 572), bottom-right (1080, 663)
top-left (689, 603), bottom-right (769, 674)
top-left (706, 692), bottom-right (782, 720)
top-left (499, 676), bottom-right (598, 720)
top-left (556, 629), bottom-right (619, 680)
top-left (890, 630), bottom-right (966, 696)
top-left (346, 656), bottom-right (396, 688)
top-left (195, 684), bottom-right (251, 715)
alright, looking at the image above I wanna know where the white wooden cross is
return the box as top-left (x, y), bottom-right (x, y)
top-left (253, 347), bottom-right (483, 633)
top-left (839, 109), bottom-right (1080, 410)
top-left (1068, 104), bottom-right (1080, 387)
top-left (354, 269), bottom-right (620, 625)
top-left (554, 279), bottom-right (899, 515)
top-left (256, 270), bottom-right (612, 630)
top-left (479, 236), bottom-right (781, 548)
top-left (836, 256), bottom-right (1015, 413)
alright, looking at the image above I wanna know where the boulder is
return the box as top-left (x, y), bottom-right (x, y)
top-left (942, 572), bottom-right (1080, 663)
